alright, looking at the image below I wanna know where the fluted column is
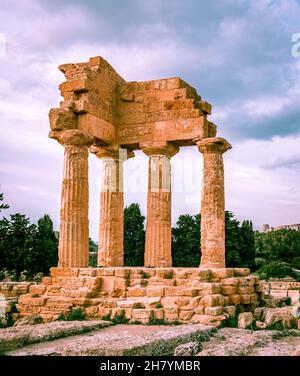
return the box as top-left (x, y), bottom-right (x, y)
top-left (196, 137), bottom-right (232, 268)
top-left (90, 146), bottom-right (134, 267)
top-left (141, 142), bottom-right (179, 267)
top-left (49, 129), bottom-right (93, 268)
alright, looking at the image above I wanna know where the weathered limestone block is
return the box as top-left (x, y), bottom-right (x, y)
top-left (229, 294), bottom-right (241, 305)
top-left (96, 268), bottom-right (115, 276)
top-left (223, 306), bottom-right (236, 318)
top-left (131, 309), bottom-right (153, 324)
top-left (49, 108), bottom-right (76, 131)
top-left (179, 310), bottom-right (194, 321)
top-left (200, 294), bottom-right (225, 307)
top-left (155, 268), bottom-right (174, 279)
top-left (193, 282), bottom-right (221, 295)
top-left (147, 277), bottom-right (175, 286)
top-left (153, 308), bottom-right (164, 320)
top-left (205, 306), bottom-right (223, 316)
top-left (191, 314), bottom-right (227, 327)
top-left (29, 285), bottom-right (46, 296)
top-left (164, 307), bottom-right (179, 322)
top-left (142, 142), bottom-right (179, 268)
top-left (221, 285), bottom-right (237, 295)
top-left (196, 138), bottom-right (232, 269)
top-left (211, 268), bottom-right (235, 279)
top-left (127, 287), bottom-right (146, 297)
top-left (238, 312), bottom-right (253, 329)
top-left (50, 268), bottom-right (79, 278)
top-left (146, 286), bottom-right (165, 297)
top-left (234, 268), bottom-right (250, 277)
top-left (165, 287), bottom-right (199, 297)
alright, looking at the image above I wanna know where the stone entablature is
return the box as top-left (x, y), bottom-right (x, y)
top-left (17, 267), bottom-right (262, 326)
top-left (49, 56), bottom-right (231, 269)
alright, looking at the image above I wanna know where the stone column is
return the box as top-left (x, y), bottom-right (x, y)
top-left (90, 147), bottom-right (134, 267)
top-left (49, 129), bottom-right (93, 268)
top-left (196, 137), bottom-right (232, 268)
top-left (141, 142), bottom-right (179, 267)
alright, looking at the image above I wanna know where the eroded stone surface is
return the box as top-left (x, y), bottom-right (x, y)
top-left (0, 320), bottom-right (112, 353)
top-left (17, 267), bottom-right (262, 325)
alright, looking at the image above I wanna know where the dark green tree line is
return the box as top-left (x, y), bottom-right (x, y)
top-left (0, 193), bottom-right (58, 279)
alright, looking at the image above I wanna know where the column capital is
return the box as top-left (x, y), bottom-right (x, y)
top-left (140, 141), bottom-right (179, 158)
top-left (49, 129), bottom-right (94, 147)
top-left (89, 145), bottom-right (135, 161)
top-left (196, 137), bottom-right (232, 155)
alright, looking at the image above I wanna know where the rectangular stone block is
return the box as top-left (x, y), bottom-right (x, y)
top-left (237, 286), bottom-right (254, 294)
top-left (193, 282), bottom-right (221, 295)
top-left (19, 297), bottom-right (47, 306)
top-left (29, 285), bottom-right (46, 295)
top-left (59, 78), bottom-right (92, 93)
top-left (114, 278), bottom-right (129, 291)
top-left (174, 279), bottom-right (193, 287)
top-left (179, 310), bottom-right (194, 321)
top-left (205, 306), bottom-right (223, 316)
top-left (229, 294), bottom-right (241, 306)
top-left (98, 307), bottom-right (112, 318)
top-left (96, 268), bottom-right (115, 276)
top-left (238, 276), bottom-right (256, 286)
top-left (240, 294), bottom-right (251, 304)
top-left (210, 268), bottom-right (235, 279)
top-left (200, 294), bottom-right (225, 307)
top-left (153, 308), bottom-right (164, 320)
top-left (164, 307), bottom-right (179, 322)
top-left (132, 309), bottom-right (153, 324)
top-left (127, 286), bottom-right (146, 297)
top-left (50, 268), bottom-right (79, 278)
top-left (146, 286), bottom-right (165, 297)
top-left (222, 277), bottom-right (239, 286)
top-left (221, 285), bottom-right (237, 295)
top-left (147, 278), bottom-right (175, 286)
top-left (42, 277), bottom-right (52, 285)
top-left (155, 269), bottom-right (174, 279)
top-left (234, 268), bottom-right (250, 277)
top-left (223, 306), bottom-right (236, 318)
top-left (85, 306), bottom-right (99, 317)
top-left (194, 306), bottom-right (205, 314)
top-left (165, 287), bottom-right (199, 297)
top-left (115, 269), bottom-right (130, 278)
top-left (79, 268), bottom-right (96, 276)
top-left (191, 314), bottom-right (227, 326)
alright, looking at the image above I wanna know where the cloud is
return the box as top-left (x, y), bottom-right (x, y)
top-left (0, 0), bottom-right (300, 238)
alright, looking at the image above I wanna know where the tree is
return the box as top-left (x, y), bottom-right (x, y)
top-left (225, 211), bottom-right (242, 267)
top-left (0, 213), bottom-right (37, 278)
top-left (34, 214), bottom-right (58, 274)
top-left (0, 212), bottom-right (58, 279)
top-left (124, 203), bottom-right (145, 266)
top-left (239, 220), bottom-right (255, 270)
top-left (0, 192), bottom-right (9, 212)
top-left (255, 229), bottom-right (300, 263)
top-left (172, 214), bottom-right (200, 267)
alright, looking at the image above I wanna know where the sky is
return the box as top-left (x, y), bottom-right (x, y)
top-left (0, 0), bottom-right (300, 240)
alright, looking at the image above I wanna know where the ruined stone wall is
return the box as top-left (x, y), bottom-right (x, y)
top-left (263, 281), bottom-right (300, 305)
top-left (17, 267), bottom-right (262, 327)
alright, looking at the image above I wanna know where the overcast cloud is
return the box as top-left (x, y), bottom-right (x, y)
top-left (0, 0), bottom-right (300, 239)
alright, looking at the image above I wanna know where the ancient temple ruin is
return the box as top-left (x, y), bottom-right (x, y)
top-left (17, 57), bottom-right (262, 325)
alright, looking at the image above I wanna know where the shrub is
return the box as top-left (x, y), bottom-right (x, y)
top-left (112, 310), bottom-right (129, 324)
top-left (292, 257), bottom-right (300, 269)
top-left (58, 308), bottom-right (85, 321)
top-left (257, 261), bottom-right (298, 280)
